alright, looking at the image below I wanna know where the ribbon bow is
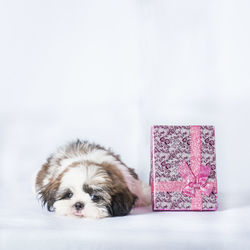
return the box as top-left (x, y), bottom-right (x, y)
top-left (178, 161), bottom-right (214, 198)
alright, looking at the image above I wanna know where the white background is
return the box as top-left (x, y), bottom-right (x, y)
top-left (0, 1), bottom-right (250, 249)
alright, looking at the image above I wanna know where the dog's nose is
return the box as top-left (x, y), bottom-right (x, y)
top-left (74, 202), bottom-right (84, 211)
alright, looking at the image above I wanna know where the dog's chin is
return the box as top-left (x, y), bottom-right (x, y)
top-left (56, 209), bottom-right (109, 219)
top-left (54, 202), bottom-right (109, 219)
top-left (73, 210), bottom-right (84, 217)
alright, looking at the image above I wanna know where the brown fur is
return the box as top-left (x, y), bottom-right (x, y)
top-left (92, 161), bottom-right (137, 216)
top-left (128, 167), bottom-right (139, 180)
top-left (37, 167), bottom-right (70, 211)
top-left (35, 162), bottom-right (50, 191)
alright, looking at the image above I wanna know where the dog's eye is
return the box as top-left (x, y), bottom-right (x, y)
top-left (67, 192), bottom-right (73, 198)
top-left (62, 191), bottom-right (73, 199)
top-left (91, 195), bottom-right (100, 202)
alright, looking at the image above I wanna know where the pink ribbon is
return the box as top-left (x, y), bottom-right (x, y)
top-left (154, 126), bottom-right (216, 210)
top-left (179, 161), bottom-right (214, 199)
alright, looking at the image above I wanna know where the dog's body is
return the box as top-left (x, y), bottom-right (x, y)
top-left (35, 140), bottom-right (151, 218)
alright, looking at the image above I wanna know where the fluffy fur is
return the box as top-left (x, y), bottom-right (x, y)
top-left (35, 140), bottom-right (151, 218)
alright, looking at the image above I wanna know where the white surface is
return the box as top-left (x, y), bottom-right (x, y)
top-left (1, 0), bottom-right (250, 249)
top-left (1, 193), bottom-right (250, 250)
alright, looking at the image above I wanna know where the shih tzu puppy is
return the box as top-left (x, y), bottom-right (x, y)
top-left (35, 140), bottom-right (151, 218)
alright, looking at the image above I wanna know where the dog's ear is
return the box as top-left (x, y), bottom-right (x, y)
top-left (38, 182), bottom-right (58, 212)
top-left (109, 188), bottom-right (137, 217)
top-left (36, 159), bottom-right (59, 212)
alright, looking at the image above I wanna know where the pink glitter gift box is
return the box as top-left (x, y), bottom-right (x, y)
top-left (150, 125), bottom-right (218, 211)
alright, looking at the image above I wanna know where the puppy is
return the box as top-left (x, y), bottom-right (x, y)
top-left (35, 140), bottom-right (151, 218)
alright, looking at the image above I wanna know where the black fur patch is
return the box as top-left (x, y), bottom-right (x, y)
top-left (109, 188), bottom-right (137, 217)
top-left (82, 184), bottom-right (94, 194)
top-left (38, 183), bottom-right (58, 212)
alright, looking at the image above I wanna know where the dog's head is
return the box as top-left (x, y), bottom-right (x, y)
top-left (37, 162), bottom-right (137, 218)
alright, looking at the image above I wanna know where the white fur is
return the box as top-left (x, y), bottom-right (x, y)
top-left (54, 165), bottom-right (109, 219)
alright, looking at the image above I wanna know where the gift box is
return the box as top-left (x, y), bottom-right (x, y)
top-left (150, 125), bottom-right (218, 211)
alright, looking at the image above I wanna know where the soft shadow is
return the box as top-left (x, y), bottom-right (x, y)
top-left (217, 191), bottom-right (250, 211)
top-left (130, 206), bottom-right (153, 216)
